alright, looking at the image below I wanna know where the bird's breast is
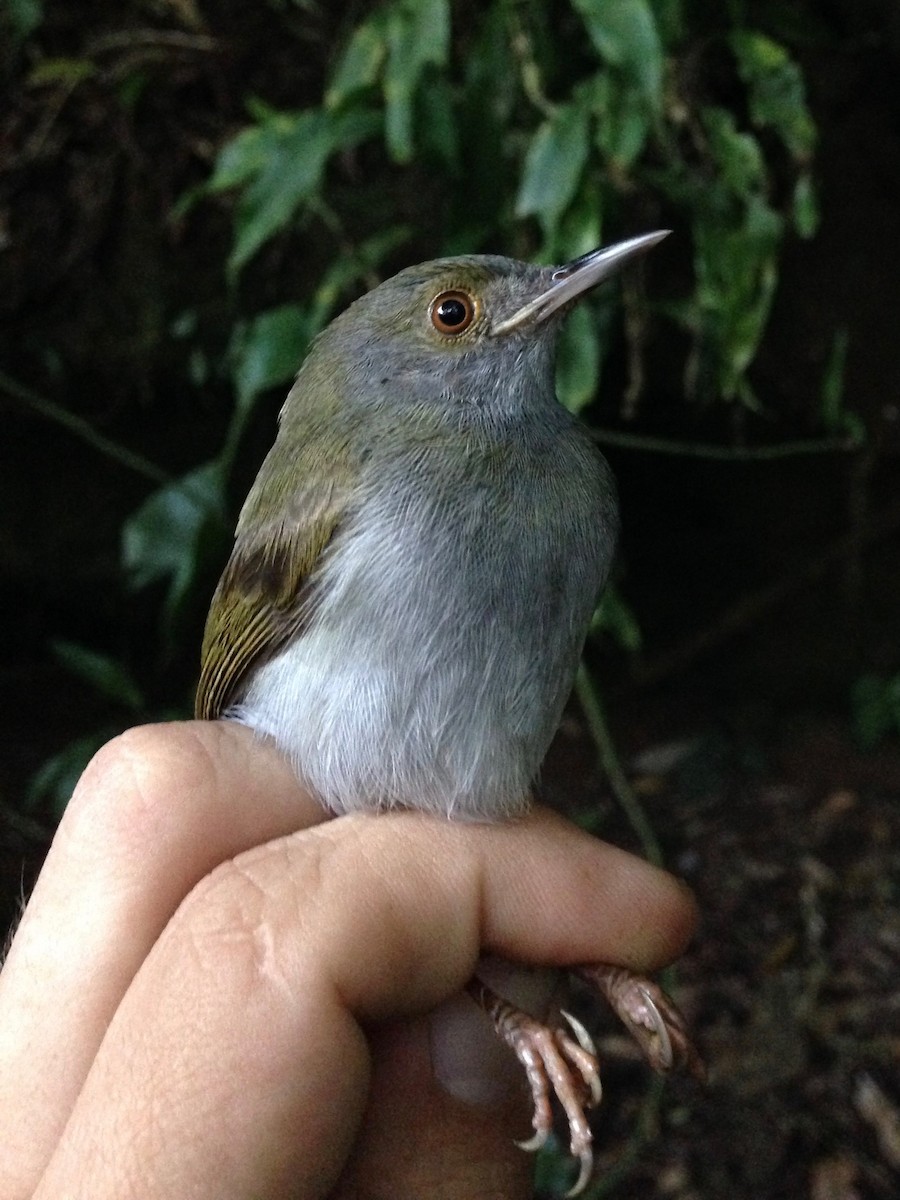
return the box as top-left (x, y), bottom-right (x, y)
top-left (235, 426), bottom-right (616, 819)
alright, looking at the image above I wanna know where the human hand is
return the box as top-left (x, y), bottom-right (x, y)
top-left (0, 721), bottom-right (696, 1200)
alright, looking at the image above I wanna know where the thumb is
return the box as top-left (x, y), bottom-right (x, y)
top-left (330, 1011), bottom-right (533, 1200)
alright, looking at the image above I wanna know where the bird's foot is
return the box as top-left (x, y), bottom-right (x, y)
top-left (467, 978), bottom-right (601, 1197)
top-left (576, 963), bottom-right (704, 1080)
top-left (469, 966), bottom-right (702, 1194)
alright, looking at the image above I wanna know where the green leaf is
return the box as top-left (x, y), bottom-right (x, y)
top-left (551, 185), bottom-right (603, 265)
top-left (230, 106), bottom-right (381, 277)
top-left (383, 0), bottom-right (451, 163)
top-left (556, 303), bottom-right (601, 414)
top-left (652, 0), bottom-right (684, 48)
top-left (117, 69), bottom-right (148, 113)
top-left (590, 585), bottom-right (643, 653)
top-left (792, 172), bottom-right (819, 239)
top-left (307, 226), bottom-right (411, 328)
top-left (50, 641), bottom-right (145, 710)
top-left (702, 106), bottom-right (764, 199)
top-left (227, 230), bottom-right (411, 455)
top-left (6, 0), bottom-right (43, 39)
top-left (572, 0), bottom-right (663, 114)
top-left (205, 123), bottom-right (270, 194)
top-left (444, 5), bottom-right (516, 248)
top-left (730, 31), bottom-right (816, 160)
top-left (516, 101), bottom-right (591, 241)
top-left (122, 462), bottom-right (229, 634)
top-left (224, 304), bottom-right (311, 464)
top-left (590, 73), bottom-right (651, 168)
top-left (203, 106), bottom-right (381, 278)
top-left (819, 328), bottom-right (849, 433)
top-left (326, 12), bottom-right (390, 109)
top-left (415, 75), bottom-right (460, 171)
top-left (232, 304), bottom-right (309, 414)
top-left (687, 189), bottom-right (784, 402)
top-left (27, 733), bottom-right (114, 816)
top-left (852, 674), bottom-right (900, 751)
top-left (819, 328), bottom-right (863, 443)
top-left (533, 1137), bottom-right (575, 1197)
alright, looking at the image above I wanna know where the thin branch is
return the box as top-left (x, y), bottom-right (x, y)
top-left (633, 495), bottom-right (900, 691)
top-left (591, 426), bottom-right (861, 461)
top-left (619, 273), bottom-right (649, 423)
top-left (575, 664), bottom-right (664, 869)
top-left (0, 369), bottom-right (170, 486)
top-left (86, 31), bottom-right (219, 55)
top-left (571, 669), bottom-right (675, 1197)
top-left (308, 200), bottom-right (382, 292)
top-left (504, 2), bottom-right (557, 119)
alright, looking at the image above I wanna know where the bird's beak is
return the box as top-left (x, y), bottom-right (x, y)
top-left (492, 230), bottom-right (670, 336)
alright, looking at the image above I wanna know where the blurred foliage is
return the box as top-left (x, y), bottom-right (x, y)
top-left (3, 0), bottom-right (44, 42)
top-left (4, 0), bottom-right (864, 816)
top-left (852, 673), bottom-right (900, 752)
top-left (590, 583), bottom-right (644, 654)
top-left (191, 0), bottom-right (821, 413)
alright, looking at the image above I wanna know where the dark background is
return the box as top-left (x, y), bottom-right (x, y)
top-left (2, 1), bottom-right (899, 1197)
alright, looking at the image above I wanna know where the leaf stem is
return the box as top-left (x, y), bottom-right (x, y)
top-left (575, 663), bottom-right (663, 869)
top-left (584, 1074), bottom-right (666, 1198)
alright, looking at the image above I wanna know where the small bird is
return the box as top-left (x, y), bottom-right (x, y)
top-left (197, 232), bottom-right (700, 1194)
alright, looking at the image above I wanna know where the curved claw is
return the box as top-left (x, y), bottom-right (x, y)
top-left (560, 1008), bottom-right (595, 1055)
top-left (468, 976), bottom-right (599, 1188)
top-left (560, 1010), bottom-right (602, 1106)
top-left (565, 1148), bottom-right (594, 1198)
top-left (638, 984), bottom-right (673, 1069)
top-left (515, 1127), bottom-right (549, 1154)
top-left (577, 963), bottom-right (702, 1078)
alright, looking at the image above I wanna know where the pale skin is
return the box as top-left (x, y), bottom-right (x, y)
top-left (0, 721), bottom-right (697, 1200)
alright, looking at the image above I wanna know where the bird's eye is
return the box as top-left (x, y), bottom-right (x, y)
top-left (430, 290), bottom-right (477, 335)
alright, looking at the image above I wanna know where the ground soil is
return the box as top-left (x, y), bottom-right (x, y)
top-left (535, 692), bottom-right (900, 1200)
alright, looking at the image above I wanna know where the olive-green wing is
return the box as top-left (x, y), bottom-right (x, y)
top-left (195, 475), bottom-right (348, 721)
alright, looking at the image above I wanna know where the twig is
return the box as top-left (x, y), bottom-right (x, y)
top-left (619, 274), bottom-right (648, 423)
top-left (0, 369), bottom-right (170, 485)
top-left (505, 3), bottom-right (557, 119)
top-left (591, 426), bottom-right (861, 461)
top-left (632, 494), bottom-right (900, 691)
top-left (308, 200), bottom-right (382, 292)
top-left (574, 666), bottom-right (680, 1199)
top-left (86, 31), bottom-right (219, 56)
top-left (575, 664), bottom-right (664, 868)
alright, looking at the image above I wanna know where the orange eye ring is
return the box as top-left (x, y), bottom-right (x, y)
top-left (430, 290), bottom-right (477, 336)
